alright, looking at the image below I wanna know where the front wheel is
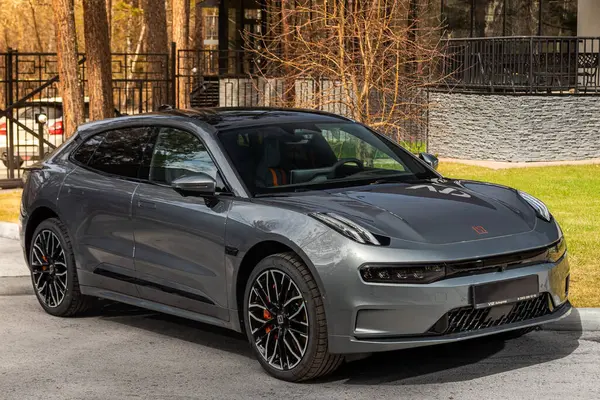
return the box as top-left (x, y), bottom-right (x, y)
top-left (243, 252), bottom-right (343, 381)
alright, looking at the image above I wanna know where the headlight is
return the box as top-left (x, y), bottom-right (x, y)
top-left (518, 190), bottom-right (551, 222)
top-left (309, 212), bottom-right (381, 246)
top-left (360, 264), bottom-right (445, 284)
top-left (548, 237), bottom-right (567, 262)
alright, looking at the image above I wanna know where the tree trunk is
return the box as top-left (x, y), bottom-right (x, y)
top-left (173, 0), bottom-right (190, 50)
top-left (141, 0), bottom-right (169, 109)
top-left (193, 1), bottom-right (204, 51)
top-left (106, 0), bottom-right (112, 45)
top-left (83, 0), bottom-right (114, 120)
top-left (52, 0), bottom-right (85, 138)
top-left (173, 0), bottom-right (190, 108)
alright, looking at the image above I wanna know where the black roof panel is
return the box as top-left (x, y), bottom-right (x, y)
top-left (156, 107), bottom-right (351, 130)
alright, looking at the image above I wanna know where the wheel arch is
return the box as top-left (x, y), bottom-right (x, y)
top-left (24, 205), bottom-right (60, 259)
top-left (233, 238), bottom-right (328, 332)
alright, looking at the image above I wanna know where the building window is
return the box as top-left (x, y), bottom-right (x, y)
top-left (442, 0), bottom-right (577, 38)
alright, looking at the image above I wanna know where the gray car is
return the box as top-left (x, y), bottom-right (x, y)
top-left (20, 108), bottom-right (571, 381)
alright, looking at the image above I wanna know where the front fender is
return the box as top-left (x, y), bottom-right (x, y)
top-left (224, 199), bottom-right (332, 329)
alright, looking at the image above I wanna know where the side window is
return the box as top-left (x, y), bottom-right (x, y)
top-left (71, 133), bottom-right (107, 165)
top-left (87, 127), bottom-right (153, 178)
top-left (148, 127), bottom-right (220, 186)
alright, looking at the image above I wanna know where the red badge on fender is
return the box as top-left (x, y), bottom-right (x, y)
top-left (472, 226), bottom-right (488, 234)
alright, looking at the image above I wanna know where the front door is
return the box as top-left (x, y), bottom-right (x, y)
top-left (132, 126), bottom-right (231, 320)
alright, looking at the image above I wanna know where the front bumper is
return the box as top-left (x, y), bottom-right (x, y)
top-left (320, 253), bottom-right (571, 354)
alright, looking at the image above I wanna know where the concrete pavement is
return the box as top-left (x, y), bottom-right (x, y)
top-left (0, 295), bottom-right (599, 400)
top-left (0, 236), bottom-right (27, 277)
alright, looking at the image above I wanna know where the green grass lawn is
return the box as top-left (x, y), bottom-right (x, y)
top-left (439, 163), bottom-right (600, 308)
top-left (0, 162), bottom-right (598, 306)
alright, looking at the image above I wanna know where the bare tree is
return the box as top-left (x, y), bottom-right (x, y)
top-left (52, 0), bottom-right (85, 137)
top-left (173, 0), bottom-right (190, 107)
top-left (27, 0), bottom-right (44, 51)
top-left (245, 0), bottom-right (444, 141)
top-left (141, 0), bottom-right (169, 108)
top-left (83, 0), bottom-right (114, 120)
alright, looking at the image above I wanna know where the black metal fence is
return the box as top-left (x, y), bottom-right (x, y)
top-left (439, 36), bottom-right (600, 94)
top-left (0, 48), bottom-right (172, 183)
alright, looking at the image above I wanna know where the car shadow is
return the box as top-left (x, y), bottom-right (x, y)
top-left (97, 301), bottom-right (254, 359)
top-left (93, 302), bottom-right (583, 384)
top-left (322, 311), bottom-right (583, 385)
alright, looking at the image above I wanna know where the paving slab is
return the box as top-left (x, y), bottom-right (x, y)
top-left (0, 237), bottom-right (27, 277)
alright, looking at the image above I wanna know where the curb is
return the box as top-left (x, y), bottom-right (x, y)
top-left (0, 221), bottom-right (19, 241)
top-left (545, 308), bottom-right (600, 333)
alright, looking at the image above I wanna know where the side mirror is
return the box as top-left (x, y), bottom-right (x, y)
top-left (171, 173), bottom-right (216, 196)
top-left (419, 152), bottom-right (439, 170)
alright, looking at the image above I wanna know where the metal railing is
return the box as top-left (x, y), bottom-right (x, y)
top-left (439, 36), bottom-right (600, 94)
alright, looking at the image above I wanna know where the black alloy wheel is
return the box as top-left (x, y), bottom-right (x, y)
top-left (31, 229), bottom-right (68, 308)
top-left (243, 252), bottom-right (343, 381)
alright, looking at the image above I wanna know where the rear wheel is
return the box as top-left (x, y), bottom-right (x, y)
top-left (243, 252), bottom-right (343, 381)
top-left (29, 218), bottom-right (96, 316)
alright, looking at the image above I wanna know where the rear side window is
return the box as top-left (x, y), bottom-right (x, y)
top-left (75, 127), bottom-right (153, 179)
top-left (71, 133), bottom-right (107, 165)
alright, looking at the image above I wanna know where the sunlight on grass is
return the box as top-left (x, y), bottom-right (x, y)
top-left (0, 190), bottom-right (21, 224)
top-left (439, 163), bottom-right (600, 308)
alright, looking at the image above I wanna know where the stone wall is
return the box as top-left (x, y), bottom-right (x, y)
top-left (428, 92), bottom-right (600, 161)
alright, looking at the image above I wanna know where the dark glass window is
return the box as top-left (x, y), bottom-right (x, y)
top-left (442, 0), bottom-right (577, 37)
top-left (541, 0), bottom-right (577, 36)
top-left (17, 105), bottom-right (63, 120)
top-left (71, 133), bottom-right (107, 165)
top-left (506, 0), bottom-right (540, 36)
top-left (87, 127), bottom-right (153, 178)
top-left (147, 127), bottom-right (221, 186)
top-left (443, 0), bottom-right (472, 38)
top-left (473, 0), bottom-right (505, 37)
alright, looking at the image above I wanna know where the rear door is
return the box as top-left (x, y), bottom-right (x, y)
top-left (60, 127), bottom-right (154, 296)
top-left (132, 126), bottom-right (231, 320)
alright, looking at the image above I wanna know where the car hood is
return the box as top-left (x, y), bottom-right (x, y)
top-left (258, 179), bottom-right (538, 245)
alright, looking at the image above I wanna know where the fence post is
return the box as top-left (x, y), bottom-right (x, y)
top-left (169, 42), bottom-right (176, 107)
top-left (529, 37), bottom-right (534, 94)
top-left (6, 48), bottom-right (14, 179)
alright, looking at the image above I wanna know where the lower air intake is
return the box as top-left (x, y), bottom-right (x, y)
top-left (430, 294), bottom-right (552, 335)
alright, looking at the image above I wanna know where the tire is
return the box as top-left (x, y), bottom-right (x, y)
top-left (29, 218), bottom-right (96, 317)
top-left (243, 252), bottom-right (343, 382)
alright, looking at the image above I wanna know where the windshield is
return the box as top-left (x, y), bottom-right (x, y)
top-left (218, 121), bottom-right (436, 195)
top-left (17, 105), bottom-right (63, 120)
